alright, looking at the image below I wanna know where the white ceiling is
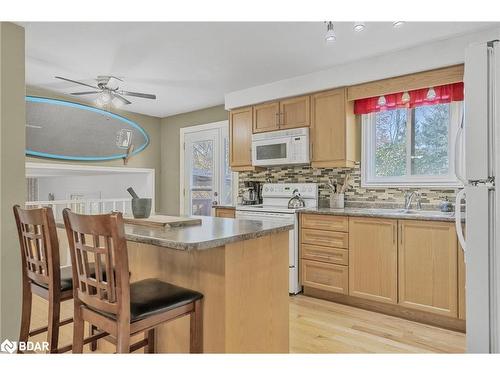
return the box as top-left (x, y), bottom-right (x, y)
top-left (23, 22), bottom-right (498, 118)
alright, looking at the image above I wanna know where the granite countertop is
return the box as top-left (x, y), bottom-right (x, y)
top-left (57, 216), bottom-right (292, 251)
top-left (125, 216), bottom-right (292, 251)
top-left (299, 207), bottom-right (459, 222)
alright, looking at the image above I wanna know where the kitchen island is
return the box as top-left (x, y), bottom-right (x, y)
top-left (60, 216), bottom-right (292, 353)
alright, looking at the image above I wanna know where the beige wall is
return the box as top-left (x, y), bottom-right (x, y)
top-left (0, 22), bottom-right (25, 340)
top-left (26, 87), bottom-right (162, 211)
top-left (160, 105), bottom-right (227, 215)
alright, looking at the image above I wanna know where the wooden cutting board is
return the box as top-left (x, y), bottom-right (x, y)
top-left (124, 215), bottom-right (202, 228)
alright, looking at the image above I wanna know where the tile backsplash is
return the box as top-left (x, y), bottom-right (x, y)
top-left (238, 163), bottom-right (459, 210)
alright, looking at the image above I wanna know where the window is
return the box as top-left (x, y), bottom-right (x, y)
top-left (362, 102), bottom-right (463, 187)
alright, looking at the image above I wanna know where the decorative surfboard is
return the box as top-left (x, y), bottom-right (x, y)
top-left (26, 96), bottom-right (150, 161)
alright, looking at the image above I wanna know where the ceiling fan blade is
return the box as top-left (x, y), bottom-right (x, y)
top-left (118, 90), bottom-right (156, 100)
top-left (70, 91), bottom-right (102, 95)
top-left (113, 94), bottom-right (132, 105)
top-left (55, 76), bottom-right (100, 90)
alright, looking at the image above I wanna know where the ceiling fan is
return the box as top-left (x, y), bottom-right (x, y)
top-left (54, 75), bottom-right (156, 106)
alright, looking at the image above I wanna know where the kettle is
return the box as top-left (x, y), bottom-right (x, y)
top-left (288, 189), bottom-right (306, 209)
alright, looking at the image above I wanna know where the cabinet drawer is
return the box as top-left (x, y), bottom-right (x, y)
top-left (301, 243), bottom-right (348, 265)
top-left (301, 228), bottom-right (348, 249)
top-left (301, 214), bottom-right (348, 232)
top-left (215, 208), bottom-right (235, 218)
top-left (302, 260), bottom-right (348, 294)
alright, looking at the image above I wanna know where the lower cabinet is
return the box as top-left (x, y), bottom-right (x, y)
top-left (214, 207), bottom-right (236, 218)
top-left (348, 217), bottom-right (398, 304)
top-left (302, 259), bottom-right (348, 295)
top-left (398, 220), bottom-right (458, 317)
top-left (300, 213), bottom-right (464, 325)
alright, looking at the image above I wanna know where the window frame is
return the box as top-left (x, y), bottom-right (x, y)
top-left (361, 102), bottom-right (463, 188)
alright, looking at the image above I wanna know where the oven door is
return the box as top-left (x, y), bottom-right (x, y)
top-left (252, 137), bottom-right (290, 166)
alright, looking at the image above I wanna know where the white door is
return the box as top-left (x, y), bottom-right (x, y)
top-left (181, 122), bottom-right (234, 216)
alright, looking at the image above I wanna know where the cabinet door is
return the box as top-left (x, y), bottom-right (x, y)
top-left (215, 208), bottom-right (235, 218)
top-left (348, 217), bottom-right (398, 304)
top-left (311, 88), bottom-right (358, 168)
top-left (302, 259), bottom-right (348, 294)
top-left (398, 220), bottom-right (458, 317)
top-left (253, 101), bottom-right (280, 133)
top-left (229, 107), bottom-right (253, 169)
top-left (279, 95), bottom-right (310, 129)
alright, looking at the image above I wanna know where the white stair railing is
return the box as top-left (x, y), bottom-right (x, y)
top-left (25, 198), bottom-right (132, 221)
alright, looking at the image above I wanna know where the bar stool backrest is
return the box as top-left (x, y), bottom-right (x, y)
top-left (13, 205), bottom-right (61, 290)
top-left (62, 209), bottom-right (130, 321)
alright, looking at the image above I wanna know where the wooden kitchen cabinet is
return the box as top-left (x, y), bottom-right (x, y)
top-left (214, 207), bottom-right (236, 218)
top-left (302, 259), bottom-right (349, 295)
top-left (301, 213), bottom-right (348, 232)
top-left (398, 220), bottom-right (458, 317)
top-left (229, 107), bottom-right (256, 171)
top-left (253, 101), bottom-right (280, 133)
top-left (348, 217), bottom-right (398, 304)
top-left (253, 95), bottom-right (310, 133)
top-left (310, 88), bottom-right (359, 168)
top-left (279, 95), bottom-right (310, 130)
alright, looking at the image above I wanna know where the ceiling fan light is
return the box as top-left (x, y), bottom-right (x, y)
top-left (377, 95), bottom-right (387, 106)
top-left (325, 21), bottom-right (336, 42)
top-left (401, 91), bottom-right (410, 103)
top-left (392, 21), bottom-right (405, 28)
top-left (353, 22), bottom-right (365, 32)
top-left (99, 91), bottom-right (112, 104)
top-left (426, 87), bottom-right (437, 100)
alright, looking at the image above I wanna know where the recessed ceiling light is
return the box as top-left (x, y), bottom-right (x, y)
top-left (392, 21), bottom-right (405, 28)
top-left (353, 22), bottom-right (366, 32)
top-left (325, 21), bottom-right (336, 42)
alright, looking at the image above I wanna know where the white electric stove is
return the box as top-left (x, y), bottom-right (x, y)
top-left (236, 183), bottom-right (318, 294)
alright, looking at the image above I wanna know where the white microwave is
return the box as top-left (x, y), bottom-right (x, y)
top-left (252, 127), bottom-right (310, 166)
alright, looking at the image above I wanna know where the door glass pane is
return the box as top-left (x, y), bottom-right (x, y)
top-left (256, 143), bottom-right (287, 160)
top-left (221, 136), bottom-right (233, 206)
top-left (191, 139), bottom-right (213, 215)
top-left (374, 109), bottom-right (407, 176)
top-left (411, 104), bottom-right (450, 175)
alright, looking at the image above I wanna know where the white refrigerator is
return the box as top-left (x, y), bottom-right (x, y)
top-left (456, 39), bottom-right (500, 353)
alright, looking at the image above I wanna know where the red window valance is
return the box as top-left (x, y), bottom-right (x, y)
top-left (353, 82), bottom-right (464, 115)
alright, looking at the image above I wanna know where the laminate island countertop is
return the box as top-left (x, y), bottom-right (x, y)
top-left (299, 207), bottom-right (459, 222)
top-left (125, 216), bottom-right (293, 251)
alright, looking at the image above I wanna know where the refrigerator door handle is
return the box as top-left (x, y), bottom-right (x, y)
top-left (454, 112), bottom-right (467, 185)
top-left (455, 188), bottom-right (467, 252)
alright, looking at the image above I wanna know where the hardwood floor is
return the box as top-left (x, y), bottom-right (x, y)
top-left (27, 293), bottom-right (466, 353)
top-left (290, 294), bottom-right (465, 353)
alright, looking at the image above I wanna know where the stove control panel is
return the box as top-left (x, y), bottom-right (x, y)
top-left (262, 183), bottom-right (318, 199)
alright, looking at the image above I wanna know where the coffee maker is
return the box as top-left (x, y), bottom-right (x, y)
top-left (241, 181), bottom-right (262, 205)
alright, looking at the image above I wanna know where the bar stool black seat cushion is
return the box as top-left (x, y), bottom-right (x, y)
top-left (33, 264), bottom-right (98, 292)
top-left (129, 279), bottom-right (203, 322)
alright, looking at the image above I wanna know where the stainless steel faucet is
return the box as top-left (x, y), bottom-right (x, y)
top-left (404, 191), bottom-right (422, 211)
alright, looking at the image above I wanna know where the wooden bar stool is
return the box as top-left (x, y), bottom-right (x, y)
top-left (62, 209), bottom-right (204, 354)
top-left (13, 205), bottom-right (107, 353)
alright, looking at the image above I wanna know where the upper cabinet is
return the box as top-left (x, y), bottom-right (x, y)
top-left (229, 88), bottom-right (360, 170)
top-left (311, 88), bottom-right (359, 168)
top-left (280, 96), bottom-right (310, 130)
top-left (229, 107), bottom-right (255, 171)
top-left (253, 101), bottom-right (280, 133)
top-left (253, 95), bottom-right (310, 133)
